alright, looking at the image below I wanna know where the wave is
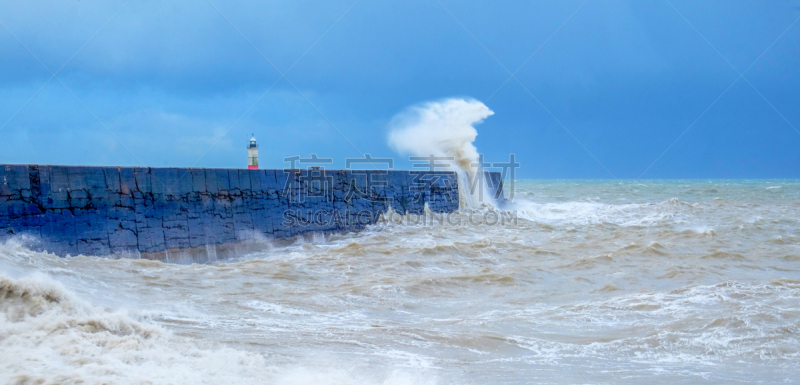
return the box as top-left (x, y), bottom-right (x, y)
top-left (0, 274), bottom-right (437, 385)
top-left (505, 197), bottom-right (723, 229)
top-left (483, 281), bottom-right (800, 364)
top-left (0, 274), bottom-right (268, 384)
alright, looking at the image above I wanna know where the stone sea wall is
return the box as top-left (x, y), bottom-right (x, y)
top-left (0, 164), bottom-right (504, 262)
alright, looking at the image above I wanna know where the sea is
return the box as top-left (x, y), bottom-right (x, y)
top-left (1, 179), bottom-right (799, 384)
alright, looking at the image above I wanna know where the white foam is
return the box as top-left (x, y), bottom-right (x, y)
top-left (0, 273), bottom-right (438, 385)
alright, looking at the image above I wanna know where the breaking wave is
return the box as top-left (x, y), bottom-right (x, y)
top-left (0, 274), bottom-right (437, 385)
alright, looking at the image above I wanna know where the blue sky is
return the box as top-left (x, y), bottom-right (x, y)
top-left (1, 0), bottom-right (798, 178)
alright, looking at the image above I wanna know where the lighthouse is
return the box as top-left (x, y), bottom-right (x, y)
top-left (247, 135), bottom-right (259, 169)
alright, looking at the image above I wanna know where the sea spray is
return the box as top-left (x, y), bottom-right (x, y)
top-left (388, 98), bottom-right (495, 209)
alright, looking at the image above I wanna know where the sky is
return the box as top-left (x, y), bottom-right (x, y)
top-left (1, 0), bottom-right (799, 179)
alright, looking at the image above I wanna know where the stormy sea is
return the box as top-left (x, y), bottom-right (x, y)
top-left (2, 178), bottom-right (799, 384)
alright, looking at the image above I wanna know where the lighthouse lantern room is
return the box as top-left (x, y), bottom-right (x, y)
top-left (247, 135), bottom-right (259, 169)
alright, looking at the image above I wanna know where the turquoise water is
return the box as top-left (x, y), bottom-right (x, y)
top-left (1, 179), bottom-right (799, 384)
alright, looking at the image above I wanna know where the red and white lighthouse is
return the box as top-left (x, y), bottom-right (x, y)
top-left (247, 135), bottom-right (259, 169)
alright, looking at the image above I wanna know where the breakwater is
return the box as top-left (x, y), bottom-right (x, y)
top-left (0, 164), bottom-right (504, 262)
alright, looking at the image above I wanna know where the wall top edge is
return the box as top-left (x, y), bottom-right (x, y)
top-left (0, 164), bottom-right (473, 174)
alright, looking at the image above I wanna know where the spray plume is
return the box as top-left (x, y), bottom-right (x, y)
top-left (388, 98), bottom-right (494, 208)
